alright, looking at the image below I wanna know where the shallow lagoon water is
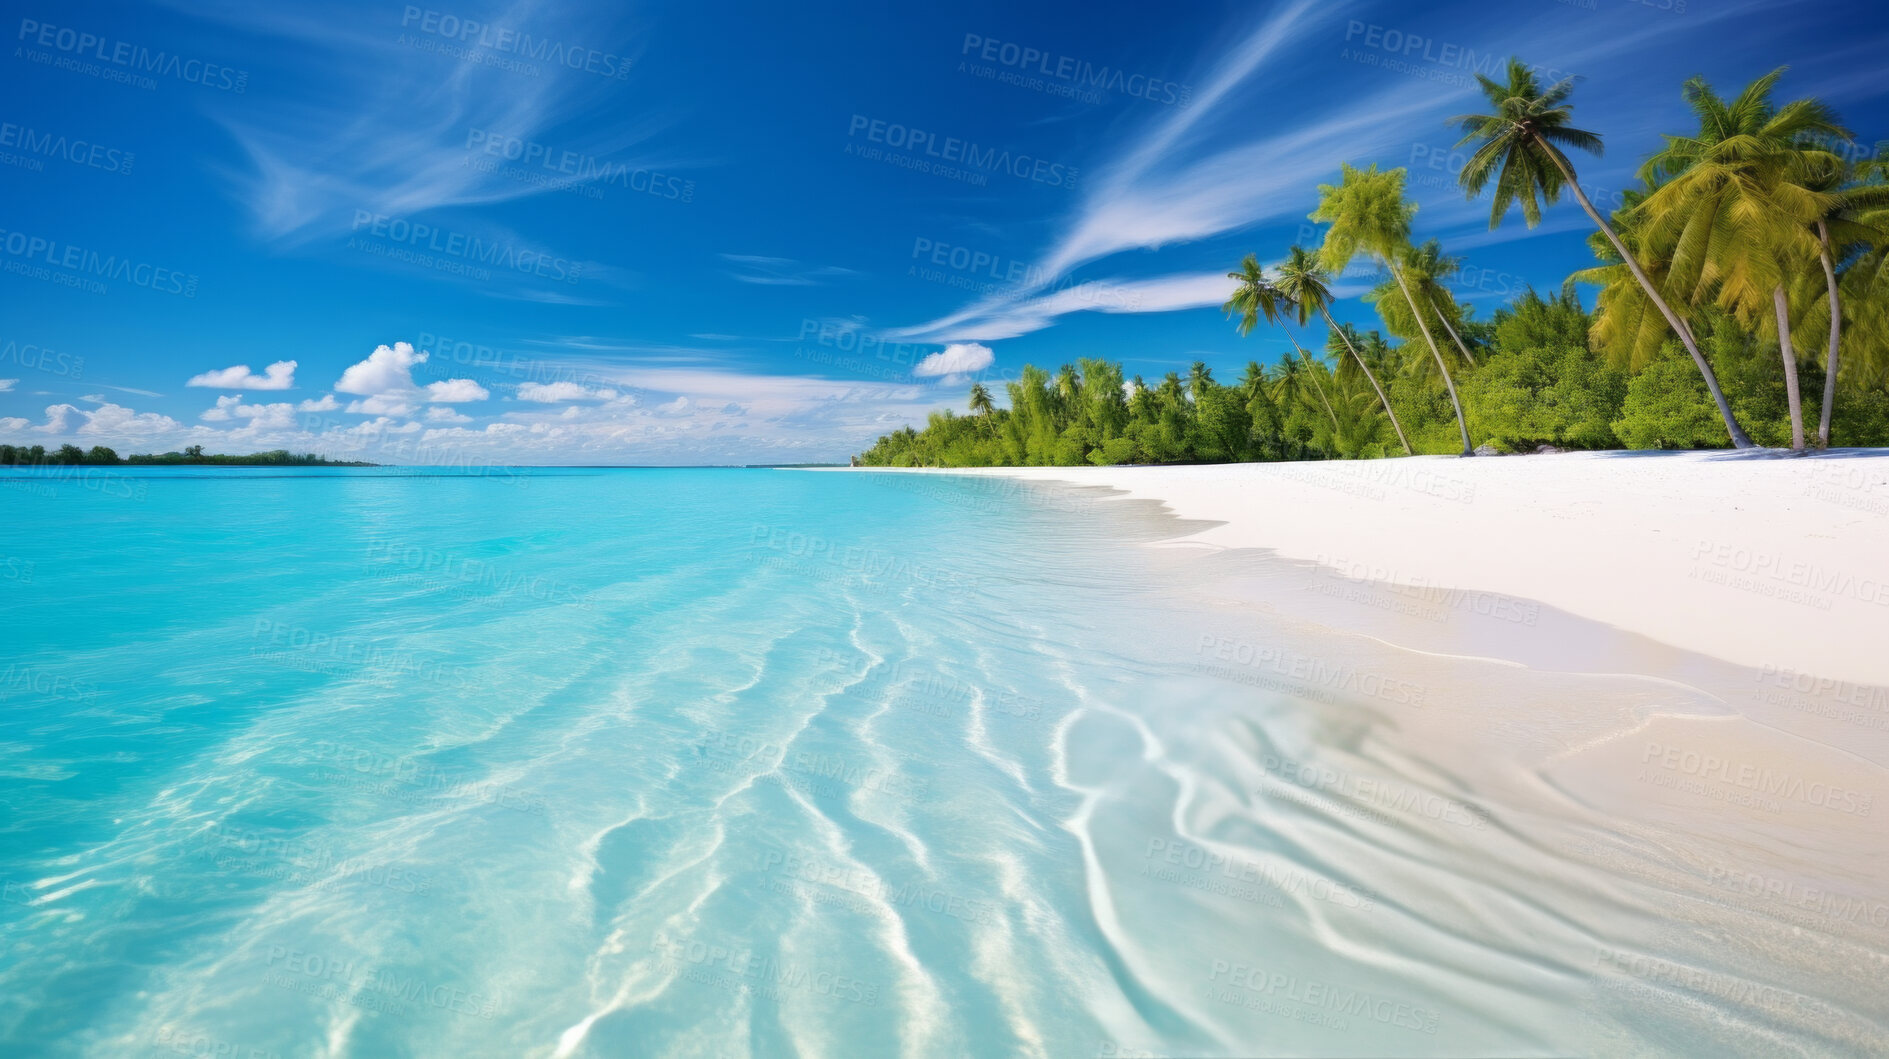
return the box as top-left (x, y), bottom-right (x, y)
top-left (1, 467), bottom-right (1883, 1057)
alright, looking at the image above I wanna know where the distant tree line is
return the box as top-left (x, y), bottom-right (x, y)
top-left (0, 444), bottom-right (375, 467)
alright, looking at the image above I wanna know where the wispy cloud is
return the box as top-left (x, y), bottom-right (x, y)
top-left (894, 271), bottom-right (1235, 343)
top-left (720, 254), bottom-right (856, 286)
top-left (176, 0), bottom-right (671, 245)
top-left (894, 0), bottom-right (1783, 344)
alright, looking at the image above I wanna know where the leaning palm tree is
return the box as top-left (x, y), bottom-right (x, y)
top-left (1636, 69), bottom-right (1848, 450)
top-left (1364, 242), bottom-right (1482, 373)
top-left (1226, 256), bottom-right (1339, 431)
top-left (1311, 164), bottom-right (1473, 455)
top-left (1402, 240), bottom-right (1479, 367)
top-left (1452, 57), bottom-right (1753, 448)
top-left (1273, 244), bottom-right (1412, 454)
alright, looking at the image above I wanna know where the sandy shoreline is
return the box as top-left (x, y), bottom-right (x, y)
top-left (842, 449), bottom-right (1889, 1052)
top-left (849, 450), bottom-right (1889, 686)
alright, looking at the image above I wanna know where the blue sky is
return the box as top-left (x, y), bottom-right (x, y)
top-left (3, 0), bottom-right (1884, 464)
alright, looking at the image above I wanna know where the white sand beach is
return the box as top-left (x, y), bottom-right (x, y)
top-left (871, 450), bottom-right (1889, 686)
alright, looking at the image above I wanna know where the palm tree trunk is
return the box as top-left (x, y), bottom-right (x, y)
top-left (1773, 285), bottom-right (1805, 451)
top-left (1321, 305), bottom-right (1412, 455)
top-left (1389, 262), bottom-right (1473, 456)
top-left (1286, 332), bottom-right (1341, 432)
top-left (1816, 221), bottom-right (1840, 448)
top-left (1548, 153), bottom-right (1754, 448)
top-left (1429, 296), bottom-right (1478, 366)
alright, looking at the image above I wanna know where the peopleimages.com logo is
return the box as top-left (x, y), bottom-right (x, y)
top-left (398, 7), bottom-right (631, 79)
top-left (0, 227), bottom-right (197, 296)
top-left (348, 212), bottom-right (583, 285)
top-left (959, 34), bottom-right (1191, 107)
top-left (464, 129), bottom-right (692, 202)
top-left (846, 115), bottom-right (1077, 191)
top-left (15, 18), bottom-right (248, 92)
top-left (0, 121), bottom-right (134, 175)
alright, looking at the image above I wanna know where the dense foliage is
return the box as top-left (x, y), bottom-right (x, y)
top-left (856, 290), bottom-right (1889, 467)
top-left (859, 61), bottom-right (1889, 466)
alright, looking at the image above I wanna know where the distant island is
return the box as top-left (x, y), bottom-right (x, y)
top-left (0, 444), bottom-right (376, 467)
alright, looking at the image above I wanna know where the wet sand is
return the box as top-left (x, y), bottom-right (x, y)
top-left (850, 460), bottom-right (1889, 1054)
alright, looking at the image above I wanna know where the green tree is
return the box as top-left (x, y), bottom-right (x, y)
top-left (1273, 244), bottom-right (1412, 454)
top-left (1312, 163), bottom-right (1473, 455)
top-left (1635, 68), bottom-right (1848, 449)
top-left (1452, 57), bottom-right (1754, 448)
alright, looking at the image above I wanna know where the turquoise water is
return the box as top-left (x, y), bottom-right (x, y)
top-left (1, 468), bottom-right (1880, 1057)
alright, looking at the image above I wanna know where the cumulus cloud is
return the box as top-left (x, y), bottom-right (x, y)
top-left (516, 381), bottom-right (619, 402)
top-left (0, 379), bottom-right (16, 392)
top-left (425, 378), bottom-right (490, 403)
top-left (186, 360), bottom-right (298, 390)
top-left (913, 343), bottom-right (995, 378)
top-left (336, 342), bottom-right (426, 395)
top-left (345, 394), bottom-right (418, 417)
top-left (26, 401), bottom-right (185, 439)
top-left (332, 341), bottom-right (488, 416)
top-left (201, 395), bottom-right (299, 430)
top-left (298, 394), bottom-right (340, 412)
top-left (426, 407), bottom-right (472, 423)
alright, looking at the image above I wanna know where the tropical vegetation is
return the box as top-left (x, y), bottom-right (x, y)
top-left (858, 59), bottom-right (1888, 466)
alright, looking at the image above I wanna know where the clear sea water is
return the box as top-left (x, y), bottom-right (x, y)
top-left (1, 467), bottom-right (1881, 1057)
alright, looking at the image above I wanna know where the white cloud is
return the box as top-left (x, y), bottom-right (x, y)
top-left (0, 379), bottom-right (16, 392)
top-left (200, 395), bottom-right (241, 421)
top-left (426, 407), bottom-right (472, 423)
top-left (27, 401), bottom-right (186, 440)
top-left (298, 394), bottom-right (340, 412)
top-left (345, 394), bottom-right (418, 417)
top-left (336, 342), bottom-right (426, 395)
top-left (186, 360), bottom-right (298, 390)
top-left (910, 273), bottom-right (1239, 342)
top-left (0, 417), bottom-right (27, 431)
top-left (331, 342), bottom-right (486, 415)
top-left (425, 378), bottom-right (490, 403)
top-left (719, 254), bottom-right (855, 286)
top-left (200, 395), bottom-right (299, 431)
top-left (517, 381), bottom-right (620, 402)
top-left (913, 343), bottom-right (995, 378)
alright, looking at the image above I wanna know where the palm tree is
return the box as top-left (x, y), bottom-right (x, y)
top-left (1365, 241), bottom-right (1483, 373)
top-left (1311, 163), bottom-right (1473, 455)
top-left (1636, 69), bottom-right (1848, 450)
top-left (1238, 360), bottom-right (1268, 401)
top-left (1188, 361), bottom-right (1215, 400)
top-left (1403, 240), bottom-right (1479, 367)
top-left (1452, 57), bottom-right (1754, 448)
top-left (1226, 256), bottom-right (1339, 431)
top-left (1792, 155), bottom-right (1889, 444)
top-left (1836, 161), bottom-right (1889, 394)
top-left (1273, 244), bottom-right (1413, 454)
top-left (967, 382), bottom-right (995, 436)
top-left (1266, 353), bottom-right (1338, 435)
